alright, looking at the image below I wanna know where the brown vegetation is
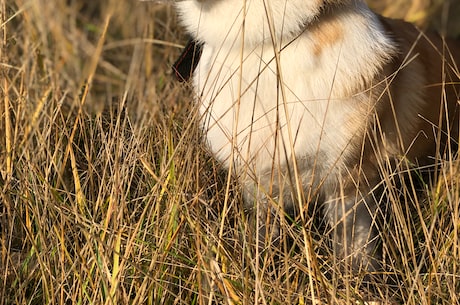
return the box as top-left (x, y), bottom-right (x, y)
top-left (1, 0), bottom-right (459, 304)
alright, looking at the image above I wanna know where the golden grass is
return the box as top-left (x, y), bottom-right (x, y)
top-left (0, 0), bottom-right (459, 304)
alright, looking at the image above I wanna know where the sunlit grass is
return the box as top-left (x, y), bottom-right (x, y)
top-left (1, 0), bottom-right (459, 304)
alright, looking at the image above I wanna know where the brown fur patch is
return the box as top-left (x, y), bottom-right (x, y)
top-left (377, 17), bottom-right (460, 161)
top-left (310, 17), bottom-right (344, 56)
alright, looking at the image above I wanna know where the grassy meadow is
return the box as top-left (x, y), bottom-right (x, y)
top-left (1, 0), bottom-right (459, 304)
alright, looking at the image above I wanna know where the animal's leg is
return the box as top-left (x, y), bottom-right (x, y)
top-left (243, 173), bottom-right (296, 253)
top-left (244, 190), bottom-right (284, 253)
top-left (324, 186), bottom-right (382, 282)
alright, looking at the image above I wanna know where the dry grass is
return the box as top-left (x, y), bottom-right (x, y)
top-left (0, 0), bottom-right (459, 304)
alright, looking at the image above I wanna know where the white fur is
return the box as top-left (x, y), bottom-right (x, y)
top-left (177, 0), bottom-right (396, 190)
top-left (176, 0), bottom-right (321, 47)
top-left (175, 0), bottom-right (460, 296)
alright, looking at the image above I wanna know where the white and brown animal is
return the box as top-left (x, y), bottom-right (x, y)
top-left (174, 0), bottom-right (460, 285)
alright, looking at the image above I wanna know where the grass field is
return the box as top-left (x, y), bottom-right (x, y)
top-left (1, 0), bottom-right (459, 304)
